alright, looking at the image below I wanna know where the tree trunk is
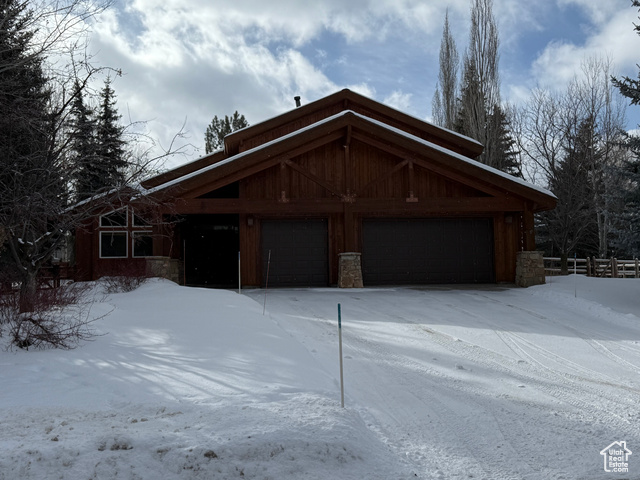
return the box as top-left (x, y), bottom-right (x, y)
top-left (560, 252), bottom-right (569, 275)
top-left (19, 271), bottom-right (38, 313)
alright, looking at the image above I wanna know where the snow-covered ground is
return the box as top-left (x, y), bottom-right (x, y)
top-left (1, 276), bottom-right (639, 479)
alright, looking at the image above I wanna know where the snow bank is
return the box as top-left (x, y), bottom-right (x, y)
top-left (0, 280), bottom-right (412, 479)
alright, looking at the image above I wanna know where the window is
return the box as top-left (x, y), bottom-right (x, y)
top-left (132, 232), bottom-right (154, 257)
top-left (100, 208), bottom-right (128, 227)
top-left (100, 232), bottom-right (128, 258)
top-left (132, 210), bottom-right (150, 227)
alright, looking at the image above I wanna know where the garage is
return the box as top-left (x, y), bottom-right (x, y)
top-left (261, 219), bottom-right (329, 287)
top-left (362, 218), bottom-right (495, 285)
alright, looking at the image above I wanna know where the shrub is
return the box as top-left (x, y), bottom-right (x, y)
top-left (0, 283), bottom-right (107, 350)
top-left (99, 262), bottom-right (150, 294)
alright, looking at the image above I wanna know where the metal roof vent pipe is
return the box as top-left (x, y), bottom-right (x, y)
top-left (294, 96), bottom-right (301, 107)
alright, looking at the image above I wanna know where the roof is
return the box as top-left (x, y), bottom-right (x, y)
top-left (224, 88), bottom-right (484, 159)
top-left (142, 90), bottom-right (556, 212)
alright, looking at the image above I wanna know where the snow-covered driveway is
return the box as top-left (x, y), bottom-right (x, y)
top-left (247, 277), bottom-right (640, 480)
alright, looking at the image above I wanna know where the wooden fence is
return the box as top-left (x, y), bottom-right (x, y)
top-left (544, 257), bottom-right (640, 278)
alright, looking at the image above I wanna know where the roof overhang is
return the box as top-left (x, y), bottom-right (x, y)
top-left (146, 110), bottom-right (556, 213)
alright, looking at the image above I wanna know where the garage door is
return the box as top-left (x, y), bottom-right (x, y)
top-left (261, 219), bottom-right (328, 287)
top-left (362, 218), bottom-right (494, 285)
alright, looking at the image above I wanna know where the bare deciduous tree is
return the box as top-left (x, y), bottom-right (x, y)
top-left (517, 56), bottom-right (629, 267)
top-left (432, 9), bottom-right (459, 130)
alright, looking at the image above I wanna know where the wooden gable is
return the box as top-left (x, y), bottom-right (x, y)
top-left (149, 109), bottom-right (555, 214)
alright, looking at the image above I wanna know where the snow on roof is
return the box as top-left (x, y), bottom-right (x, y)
top-left (147, 109), bottom-right (554, 200)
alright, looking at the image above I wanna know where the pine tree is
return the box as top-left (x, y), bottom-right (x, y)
top-left (95, 76), bottom-right (126, 189)
top-left (611, 1), bottom-right (640, 112)
top-left (0, 0), bottom-right (62, 311)
top-left (611, 0), bottom-right (640, 256)
top-left (538, 118), bottom-right (598, 273)
top-left (489, 104), bottom-right (521, 177)
top-left (204, 111), bottom-right (249, 153)
top-left (69, 81), bottom-right (98, 200)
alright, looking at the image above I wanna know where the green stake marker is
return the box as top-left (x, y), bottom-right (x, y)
top-left (338, 303), bottom-right (344, 408)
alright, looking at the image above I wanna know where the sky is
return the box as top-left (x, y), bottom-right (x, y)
top-left (84, 0), bottom-right (640, 168)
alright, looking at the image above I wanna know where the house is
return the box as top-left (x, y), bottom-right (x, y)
top-left (74, 89), bottom-right (556, 287)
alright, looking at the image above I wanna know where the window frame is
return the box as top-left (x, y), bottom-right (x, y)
top-left (132, 231), bottom-right (154, 258)
top-left (132, 209), bottom-right (150, 227)
top-left (99, 231), bottom-right (128, 259)
top-left (100, 207), bottom-right (128, 228)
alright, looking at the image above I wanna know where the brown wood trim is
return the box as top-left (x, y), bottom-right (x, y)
top-left (167, 196), bottom-right (524, 216)
top-left (279, 161), bottom-right (289, 202)
top-left (344, 203), bottom-right (356, 251)
top-left (169, 198), bottom-right (345, 214)
top-left (407, 161), bottom-right (415, 200)
top-left (522, 203), bottom-right (536, 250)
top-left (344, 125), bottom-right (352, 196)
top-left (351, 197), bottom-right (525, 213)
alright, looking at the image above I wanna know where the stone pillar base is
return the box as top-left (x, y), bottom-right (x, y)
top-left (516, 251), bottom-right (545, 287)
top-left (146, 257), bottom-right (181, 284)
top-left (338, 252), bottom-right (364, 288)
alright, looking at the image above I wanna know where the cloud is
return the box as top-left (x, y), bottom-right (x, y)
top-left (80, 0), bottom-right (640, 168)
top-left (383, 91), bottom-right (413, 112)
top-left (531, 6), bottom-right (639, 89)
top-left (85, 0), bottom-right (461, 164)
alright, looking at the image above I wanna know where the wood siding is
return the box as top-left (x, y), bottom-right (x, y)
top-left (207, 136), bottom-right (523, 285)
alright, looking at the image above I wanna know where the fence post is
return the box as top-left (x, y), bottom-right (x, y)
top-left (612, 257), bottom-right (618, 278)
top-left (586, 257), bottom-right (592, 277)
top-left (597, 257), bottom-right (603, 277)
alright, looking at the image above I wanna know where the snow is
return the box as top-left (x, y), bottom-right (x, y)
top-left (1, 276), bottom-right (639, 479)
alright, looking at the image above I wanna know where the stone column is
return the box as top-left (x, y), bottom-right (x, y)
top-left (338, 252), bottom-right (364, 288)
top-left (515, 251), bottom-right (545, 287)
top-left (146, 257), bottom-right (181, 284)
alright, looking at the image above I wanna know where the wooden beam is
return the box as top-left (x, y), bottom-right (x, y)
top-left (165, 196), bottom-right (524, 215)
top-left (356, 159), bottom-right (409, 196)
top-left (344, 203), bottom-right (356, 251)
top-left (344, 125), bottom-right (352, 196)
top-left (351, 197), bottom-right (525, 213)
top-left (407, 160), bottom-right (417, 201)
top-left (284, 159), bottom-right (344, 199)
top-left (345, 124), bottom-right (352, 147)
top-left (167, 198), bottom-right (345, 215)
top-left (522, 203), bottom-right (536, 250)
top-left (279, 161), bottom-right (289, 202)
